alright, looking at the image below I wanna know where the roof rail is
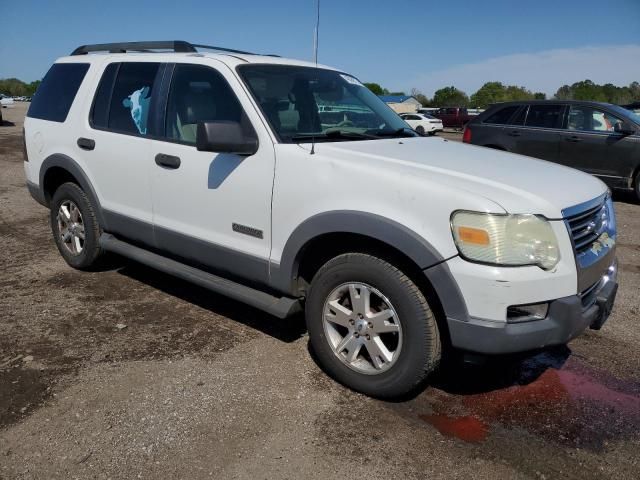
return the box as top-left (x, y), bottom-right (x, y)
top-left (70, 41), bottom-right (257, 56)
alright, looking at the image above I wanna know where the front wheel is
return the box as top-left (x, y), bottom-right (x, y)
top-left (305, 253), bottom-right (441, 398)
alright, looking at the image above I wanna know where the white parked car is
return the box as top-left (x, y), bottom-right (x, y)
top-left (400, 112), bottom-right (443, 135)
top-left (24, 41), bottom-right (617, 398)
top-left (0, 94), bottom-right (14, 107)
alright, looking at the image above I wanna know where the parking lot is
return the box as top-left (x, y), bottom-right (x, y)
top-left (1, 102), bottom-right (639, 479)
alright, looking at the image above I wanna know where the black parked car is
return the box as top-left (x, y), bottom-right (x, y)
top-left (464, 100), bottom-right (640, 200)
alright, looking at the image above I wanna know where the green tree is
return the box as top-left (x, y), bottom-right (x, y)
top-left (363, 83), bottom-right (388, 96)
top-left (555, 85), bottom-right (572, 100)
top-left (534, 92), bottom-right (546, 100)
top-left (470, 82), bottom-right (534, 108)
top-left (432, 86), bottom-right (469, 107)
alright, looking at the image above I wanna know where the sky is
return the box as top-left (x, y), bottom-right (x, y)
top-left (1, 0), bottom-right (639, 97)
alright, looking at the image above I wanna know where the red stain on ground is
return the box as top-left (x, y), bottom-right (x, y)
top-left (419, 355), bottom-right (640, 448)
top-left (419, 414), bottom-right (489, 443)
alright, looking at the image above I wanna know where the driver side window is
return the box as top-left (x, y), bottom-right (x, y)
top-left (567, 106), bottom-right (621, 133)
top-left (165, 64), bottom-right (243, 144)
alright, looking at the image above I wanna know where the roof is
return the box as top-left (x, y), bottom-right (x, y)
top-left (378, 95), bottom-right (420, 104)
top-left (489, 99), bottom-right (615, 107)
top-left (58, 41), bottom-right (337, 71)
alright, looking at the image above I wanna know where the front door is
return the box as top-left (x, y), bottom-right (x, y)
top-left (149, 61), bottom-right (275, 285)
top-left (559, 105), bottom-right (638, 188)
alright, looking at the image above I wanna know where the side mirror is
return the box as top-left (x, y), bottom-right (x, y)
top-left (196, 121), bottom-right (258, 155)
top-left (614, 121), bottom-right (635, 136)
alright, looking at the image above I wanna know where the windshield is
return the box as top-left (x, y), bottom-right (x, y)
top-left (237, 65), bottom-right (415, 142)
top-left (608, 104), bottom-right (640, 125)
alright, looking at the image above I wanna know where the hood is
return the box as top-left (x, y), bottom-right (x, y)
top-left (318, 137), bottom-right (607, 219)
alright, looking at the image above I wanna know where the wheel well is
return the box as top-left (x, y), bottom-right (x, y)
top-left (295, 232), bottom-right (452, 346)
top-left (42, 167), bottom-right (79, 204)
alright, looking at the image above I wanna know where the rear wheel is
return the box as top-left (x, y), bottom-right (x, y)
top-left (50, 182), bottom-right (104, 270)
top-left (415, 125), bottom-right (425, 135)
top-left (635, 172), bottom-right (640, 202)
top-left (306, 253), bottom-right (441, 398)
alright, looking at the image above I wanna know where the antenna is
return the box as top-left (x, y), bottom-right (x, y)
top-left (310, 0), bottom-right (320, 155)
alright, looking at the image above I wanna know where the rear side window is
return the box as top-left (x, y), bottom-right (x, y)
top-left (483, 105), bottom-right (519, 125)
top-left (511, 106), bottom-right (528, 125)
top-left (525, 105), bottom-right (563, 129)
top-left (91, 63), bottom-right (119, 129)
top-left (105, 62), bottom-right (160, 135)
top-left (27, 63), bottom-right (89, 122)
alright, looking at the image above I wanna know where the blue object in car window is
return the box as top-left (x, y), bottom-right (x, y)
top-left (122, 86), bottom-right (151, 134)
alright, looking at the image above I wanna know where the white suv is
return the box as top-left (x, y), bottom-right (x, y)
top-left (24, 41), bottom-right (618, 398)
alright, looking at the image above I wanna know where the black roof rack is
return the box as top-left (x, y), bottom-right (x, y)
top-left (70, 41), bottom-right (256, 56)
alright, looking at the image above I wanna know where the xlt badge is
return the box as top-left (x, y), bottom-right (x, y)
top-left (232, 223), bottom-right (263, 239)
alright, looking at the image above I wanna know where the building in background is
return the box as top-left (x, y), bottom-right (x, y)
top-left (378, 95), bottom-right (422, 113)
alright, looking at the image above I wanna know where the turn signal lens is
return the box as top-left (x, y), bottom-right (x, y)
top-left (457, 226), bottom-right (490, 245)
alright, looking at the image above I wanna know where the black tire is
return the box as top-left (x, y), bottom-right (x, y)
top-left (50, 182), bottom-right (104, 270)
top-left (305, 253), bottom-right (441, 398)
top-left (415, 125), bottom-right (425, 135)
top-left (635, 172), bottom-right (640, 203)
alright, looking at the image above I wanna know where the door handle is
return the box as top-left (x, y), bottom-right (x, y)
top-left (155, 153), bottom-right (181, 169)
top-left (77, 137), bottom-right (95, 150)
top-left (565, 135), bottom-right (581, 143)
top-left (507, 130), bottom-right (521, 137)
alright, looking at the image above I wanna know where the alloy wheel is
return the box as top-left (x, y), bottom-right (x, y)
top-left (57, 200), bottom-right (85, 256)
top-left (322, 282), bottom-right (403, 375)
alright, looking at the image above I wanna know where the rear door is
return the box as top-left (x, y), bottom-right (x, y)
top-left (471, 104), bottom-right (521, 148)
top-left (506, 104), bottom-right (564, 162)
top-left (559, 105), bottom-right (638, 187)
top-left (85, 61), bottom-right (164, 246)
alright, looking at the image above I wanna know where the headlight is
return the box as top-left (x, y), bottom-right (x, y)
top-left (451, 211), bottom-right (560, 270)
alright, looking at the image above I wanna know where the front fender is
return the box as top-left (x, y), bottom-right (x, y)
top-left (270, 210), bottom-right (450, 294)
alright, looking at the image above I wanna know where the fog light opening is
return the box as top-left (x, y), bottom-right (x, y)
top-left (507, 302), bottom-right (549, 323)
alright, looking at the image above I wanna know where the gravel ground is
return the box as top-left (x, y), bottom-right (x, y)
top-left (1, 103), bottom-right (639, 479)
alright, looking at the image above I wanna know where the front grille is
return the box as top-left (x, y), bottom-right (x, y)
top-left (565, 201), bottom-right (607, 255)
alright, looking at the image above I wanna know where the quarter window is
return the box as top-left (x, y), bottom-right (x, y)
top-left (107, 62), bottom-right (161, 135)
top-left (567, 106), bottom-right (621, 133)
top-left (165, 64), bottom-right (243, 144)
top-left (525, 105), bottom-right (563, 129)
top-left (27, 63), bottom-right (89, 122)
top-left (483, 105), bottom-right (519, 125)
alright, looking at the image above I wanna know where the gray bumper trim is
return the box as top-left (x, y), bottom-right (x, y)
top-left (26, 180), bottom-right (47, 207)
top-left (447, 275), bottom-right (618, 355)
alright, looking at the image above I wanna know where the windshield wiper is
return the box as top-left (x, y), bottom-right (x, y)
top-left (290, 130), bottom-right (378, 142)
top-left (371, 127), bottom-right (418, 138)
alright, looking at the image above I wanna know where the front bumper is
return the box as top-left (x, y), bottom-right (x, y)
top-left (446, 260), bottom-right (618, 355)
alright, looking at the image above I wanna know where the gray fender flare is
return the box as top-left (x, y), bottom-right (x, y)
top-left (271, 210), bottom-right (442, 285)
top-left (271, 210), bottom-right (469, 326)
top-left (39, 154), bottom-right (107, 228)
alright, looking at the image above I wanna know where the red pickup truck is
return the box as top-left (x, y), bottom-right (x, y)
top-left (430, 107), bottom-right (476, 129)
